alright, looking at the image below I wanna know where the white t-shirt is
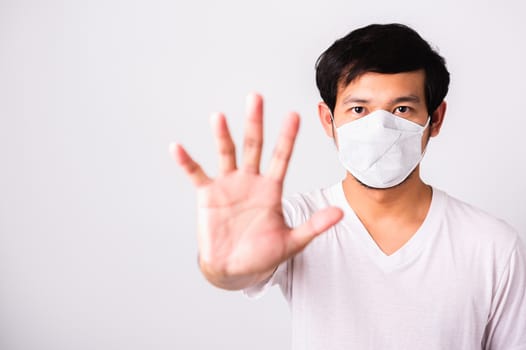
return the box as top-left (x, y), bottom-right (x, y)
top-left (244, 183), bottom-right (526, 350)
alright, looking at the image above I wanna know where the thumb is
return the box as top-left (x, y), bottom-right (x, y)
top-left (286, 207), bottom-right (343, 256)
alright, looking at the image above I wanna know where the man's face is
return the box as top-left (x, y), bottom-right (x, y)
top-left (331, 69), bottom-right (431, 151)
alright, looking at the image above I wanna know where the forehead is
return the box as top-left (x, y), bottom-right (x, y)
top-left (337, 70), bottom-right (426, 105)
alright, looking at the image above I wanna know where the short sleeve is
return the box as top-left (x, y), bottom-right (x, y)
top-left (242, 259), bottom-right (290, 299)
top-left (483, 235), bottom-right (526, 349)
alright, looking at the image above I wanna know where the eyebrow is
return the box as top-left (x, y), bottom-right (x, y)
top-left (342, 94), bottom-right (421, 105)
top-left (391, 95), bottom-right (421, 104)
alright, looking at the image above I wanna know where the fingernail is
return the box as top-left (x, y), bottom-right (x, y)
top-left (169, 142), bottom-right (179, 154)
top-left (246, 93), bottom-right (254, 106)
top-left (210, 112), bottom-right (222, 125)
top-left (246, 92), bottom-right (260, 105)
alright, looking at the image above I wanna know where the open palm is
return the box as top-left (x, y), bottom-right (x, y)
top-left (171, 94), bottom-right (342, 290)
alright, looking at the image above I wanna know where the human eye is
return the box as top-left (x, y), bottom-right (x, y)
top-left (350, 106), bottom-right (365, 114)
top-left (394, 106), bottom-right (410, 115)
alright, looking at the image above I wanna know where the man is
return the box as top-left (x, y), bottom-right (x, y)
top-left (171, 24), bottom-right (526, 349)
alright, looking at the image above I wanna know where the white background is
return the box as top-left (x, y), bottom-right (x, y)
top-left (1, 0), bottom-right (525, 349)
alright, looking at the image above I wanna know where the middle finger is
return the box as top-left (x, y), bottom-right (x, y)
top-left (242, 93), bottom-right (264, 173)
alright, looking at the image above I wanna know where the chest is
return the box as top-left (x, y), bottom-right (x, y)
top-left (288, 235), bottom-right (493, 349)
top-left (361, 218), bottom-right (423, 256)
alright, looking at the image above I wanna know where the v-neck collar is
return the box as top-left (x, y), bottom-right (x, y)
top-left (330, 181), bottom-right (446, 272)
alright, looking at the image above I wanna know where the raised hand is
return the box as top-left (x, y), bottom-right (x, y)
top-left (171, 94), bottom-right (343, 290)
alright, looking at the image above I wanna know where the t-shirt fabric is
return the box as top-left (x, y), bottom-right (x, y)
top-left (244, 183), bottom-right (526, 350)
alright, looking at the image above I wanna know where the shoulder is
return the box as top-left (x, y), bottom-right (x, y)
top-left (441, 189), bottom-right (519, 240)
top-left (282, 183), bottom-right (339, 227)
top-left (438, 188), bottom-right (521, 264)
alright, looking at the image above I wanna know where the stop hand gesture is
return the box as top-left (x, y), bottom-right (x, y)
top-left (171, 94), bottom-right (343, 290)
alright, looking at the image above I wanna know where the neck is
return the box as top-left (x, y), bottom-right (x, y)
top-left (342, 167), bottom-right (432, 221)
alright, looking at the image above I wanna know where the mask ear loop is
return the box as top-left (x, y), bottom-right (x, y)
top-left (329, 110), bottom-right (336, 139)
top-left (423, 115), bottom-right (431, 129)
top-left (421, 115), bottom-right (432, 156)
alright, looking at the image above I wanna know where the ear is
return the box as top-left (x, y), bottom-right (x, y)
top-left (429, 101), bottom-right (447, 138)
top-left (318, 102), bottom-right (335, 138)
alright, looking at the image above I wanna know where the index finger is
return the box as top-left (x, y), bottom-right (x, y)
top-left (265, 112), bottom-right (300, 182)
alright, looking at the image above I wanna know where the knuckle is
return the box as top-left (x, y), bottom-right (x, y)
top-left (273, 147), bottom-right (290, 162)
top-left (186, 162), bottom-right (201, 174)
top-left (219, 144), bottom-right (235, 155)
top-left (244, 137), bottom-right (262, 150)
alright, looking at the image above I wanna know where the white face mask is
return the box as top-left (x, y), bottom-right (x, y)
top-left (335, 109), bottom-right (430, 189)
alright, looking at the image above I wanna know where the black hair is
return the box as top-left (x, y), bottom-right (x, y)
top-left (315, 23), bottom-right (450, 115)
